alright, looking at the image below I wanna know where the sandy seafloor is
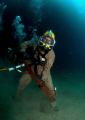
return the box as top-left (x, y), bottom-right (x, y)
top-left (0, 58), bottom-right (85, 120)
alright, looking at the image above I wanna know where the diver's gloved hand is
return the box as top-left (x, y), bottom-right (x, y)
top-left (40, 79), bottom-right (45, 87)
top-left (41, 76), bottom-right (46, 82)
top-left (41, 72), bottom-right (47, 82)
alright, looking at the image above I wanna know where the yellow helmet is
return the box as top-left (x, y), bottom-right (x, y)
top-left (39, 30), bottom-right (55, 50)
top-left (43, 30), bottom-right (55, 39)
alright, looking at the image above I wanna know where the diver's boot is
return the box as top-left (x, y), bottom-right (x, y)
top-left (53, 106), bottom-right (59, 111)
top-left (50, 101), bottom-right (59, 111)
top-left (12, 87), bottom-right (23, 101)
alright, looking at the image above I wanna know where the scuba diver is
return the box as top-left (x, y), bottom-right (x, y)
top-left (16, 30), bottom-right (58, 111)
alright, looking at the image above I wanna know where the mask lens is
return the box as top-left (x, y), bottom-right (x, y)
top-left (45, 38), bottom-right (53, 45)
top-left (41, 36), bottom-right (54, 47)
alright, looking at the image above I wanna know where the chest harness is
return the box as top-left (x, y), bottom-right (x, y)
top-left (32, 46), bottom-right (50, 75)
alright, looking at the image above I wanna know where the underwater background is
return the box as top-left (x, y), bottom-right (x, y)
top-left (0, 0), bottom-right (85, 120)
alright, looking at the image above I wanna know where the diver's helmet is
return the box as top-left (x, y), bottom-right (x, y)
top-left (38, 30), bottom-right (55, 50)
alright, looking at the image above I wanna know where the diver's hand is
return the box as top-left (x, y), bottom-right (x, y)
top-left (41, 73), bottom-right (47, 82)
top-left (41, 78), bottom-right (45, 82)
top-left (40, 79), bottom-right (44, 87)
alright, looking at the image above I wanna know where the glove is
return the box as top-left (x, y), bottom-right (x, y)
top-left (41, 78), bottom-right (45, 82)
top-left (40, 79), bottom-right (45, 87)
top-left (41, 71), bottom-right (48, 81)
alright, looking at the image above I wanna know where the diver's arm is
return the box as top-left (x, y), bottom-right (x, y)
top-left (20, 39), bottom-right (35, 52)
top-left (20, 41), bottom-right (29, 52)
top-left (41, 50), bottom-right (55, 81)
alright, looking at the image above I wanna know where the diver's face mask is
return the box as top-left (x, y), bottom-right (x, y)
top-left (39, 36), bottom-right (54, 50)
top-left (43, 37), bottom-right (54, 45)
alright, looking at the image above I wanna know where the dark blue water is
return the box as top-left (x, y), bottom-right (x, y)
top-left (0, 1), bottom-right (85, 120)
top-left (0, 0), bottom-right (85, 70)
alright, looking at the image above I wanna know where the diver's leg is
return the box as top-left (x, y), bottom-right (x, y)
top-left (17, 73), bottom-right (32, 95)
top-left (44, 73), bottom-right (58, 111)
top-left (44, 73), bottom-right (54, 91)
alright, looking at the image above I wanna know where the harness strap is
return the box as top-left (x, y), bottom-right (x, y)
top-left (33, 46), bottom-right (50, 74)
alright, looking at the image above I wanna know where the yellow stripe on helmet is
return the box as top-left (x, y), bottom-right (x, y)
top-left (43, 30), bottom-right (55, 39)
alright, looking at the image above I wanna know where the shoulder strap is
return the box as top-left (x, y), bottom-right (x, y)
top-left (34, 46), bottom-right (50, 58)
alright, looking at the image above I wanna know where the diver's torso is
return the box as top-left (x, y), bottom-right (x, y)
top-left (27, 40), bottom-right (55, 75)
